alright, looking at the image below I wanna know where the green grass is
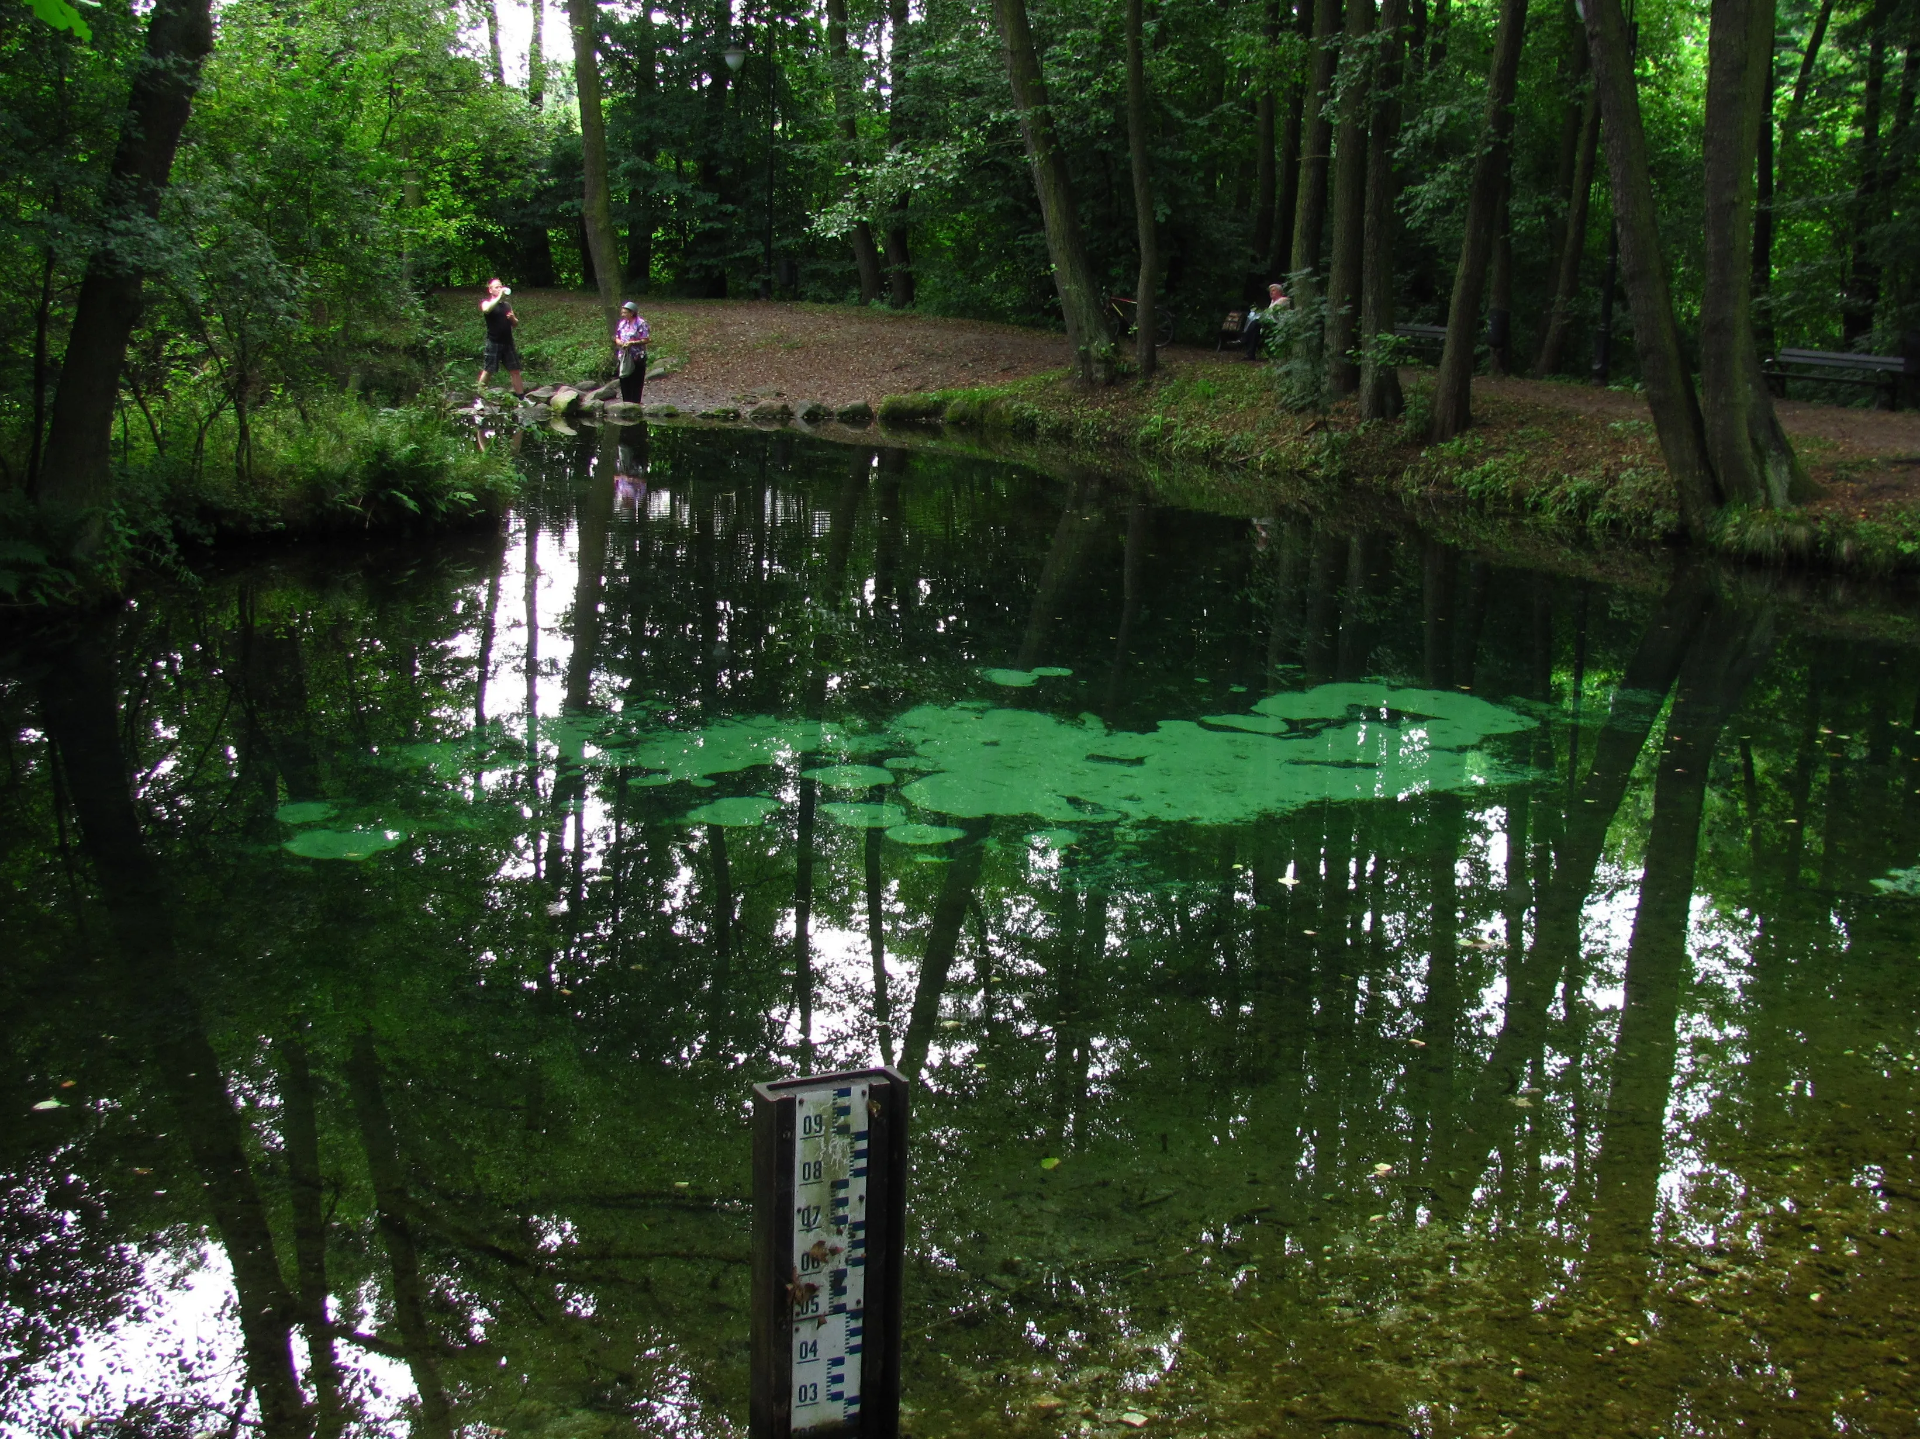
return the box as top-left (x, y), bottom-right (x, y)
top-left (429, 290), bottom-right (688, 389)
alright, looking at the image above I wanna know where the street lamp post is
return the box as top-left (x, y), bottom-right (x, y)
top-left (723, 36), bottom-right (778, 300)
top-left (763, 49), bottom-right (776, 300)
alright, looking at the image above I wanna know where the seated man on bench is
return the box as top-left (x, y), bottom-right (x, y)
top-left (1241, 283), bottom-right (1290, 362)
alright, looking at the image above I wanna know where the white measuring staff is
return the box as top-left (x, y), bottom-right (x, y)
top-left (788, 1077), bottom-right (871, 1434)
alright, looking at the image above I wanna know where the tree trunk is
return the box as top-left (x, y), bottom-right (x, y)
top-left (1533, 75), bottom-right (1600, 376)
top-left (281, 1034), bottom-right (346, 1439)
top-left (826, 0), bottom-right (886, 302)
top-left (627, 6), bottom-right (656, 289)
top-left (568, 0), bottom-right (620, 332)
top-left (1271, 0), bottom-right (1312, 274)
top-left (885, 0), bottom-right (916, 306)
top-left (899, 832), bottom-right (990, 1078)
top-left (485, 0), bottom-right (505, 83)
top-left (1590, 599), bottom-right (1772, 1253)
top-left (1273, 90), bottom-right (1305, 274)
top-left (1426, 0), bottom-right (1452, 70)
top-left (1325, 0), bottom-right (1374, 397)
top-left (1751, 8), bottom-right (1775, 349)
top-left (1783, 0), bottom-right (1834, 136)
top-left (1127, 0), bottom-right (1159, 378)
top-left (529, 0), bottom-right (545, 109)
top-left (1547, 0), bottom-right (1590, 258)
top-left (347, 1033), bottom-right (455, 1439)
top-left (38, 626), bottom-right (308, 1439)
top-left (1487, 176), bottom-right (1514, 374)
top-left (1583, 0), bottom-right (1719, 531)
top-left (1251, 0), bottom-right (1282, 276)
top-left (34, 0), bottom-right (215, 557)
top-left (690, 0), bottom-right (735, 298)
top-left (1701, 0), bottom-right (1804, 508)
top-left (1842, 2), bottom-right (1890, 347)
top-left (1289, 0), bottom-right (1341, 277)
top-left (1359, 0), bottom-right (1408, 419)
top-left (992, 0), bottom-right (1112, 384)
top-left (1429, 0), bottom-right (1528, 440)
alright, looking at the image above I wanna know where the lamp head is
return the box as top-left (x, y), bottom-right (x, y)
top-left (723, 43), bottom-right (746, 72)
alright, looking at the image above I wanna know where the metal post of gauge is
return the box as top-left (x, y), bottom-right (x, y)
top-left (750, 1065), bottom-right (909, 1439)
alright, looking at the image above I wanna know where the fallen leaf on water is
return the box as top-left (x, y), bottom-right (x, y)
top-left (60, 1080), bottom-right (76, 1088)
top-left (32, 1099), bottom-right (63, 1110)
top-left (1408, 1038), bottom-right (1428, 1048)
top-left (1120, 1413), bottom-right (1151, 1429)
top-left (1039, 1157), bottom-right (1061, 1170)
top-left (1373, 1163), bottom-right (1393, 1176)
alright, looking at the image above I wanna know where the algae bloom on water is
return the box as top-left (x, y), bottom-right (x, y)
top-left (533, 681), bottom-right (1532, 835)
top-left (889, 682), bottom-right (1531, 828)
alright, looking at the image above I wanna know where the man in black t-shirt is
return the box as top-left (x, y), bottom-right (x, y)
top-left (477, 278), bottom-right (525, 396)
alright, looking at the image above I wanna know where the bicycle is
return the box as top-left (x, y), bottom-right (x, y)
top-left (1105, 292), bottom-right (1177, 348)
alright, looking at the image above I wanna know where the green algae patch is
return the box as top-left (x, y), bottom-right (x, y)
top-left (474, 681), bottom-right (1530, 835)
top-left (980, 666), bottom-right (1072, 687)
top-left (275, 801), bottom-right (337, 825)
top-left (892, 682), bottom-right (1528, 827)
top-left (604, 715), bottom-right (885, 783)
top-left (1031, 829), bottom-right (1080, 850)
top-left (283, 828), bottom-right (407, 860)
top-left (887, 823), bottom-right (968, 846)
top-left (683, 796), bottom-right (780, 827)
top-left (821, 802), bottom-right (910, 829)
top-left (802, 764), bottom-right (896, 789)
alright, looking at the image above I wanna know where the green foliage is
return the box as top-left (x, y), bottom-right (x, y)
top-left (25, 0), bottom-right (87, 41)
top-left (1263, 282), bottom-right (1333, 414)
top-left (112, 395), bottom-right (520, 542)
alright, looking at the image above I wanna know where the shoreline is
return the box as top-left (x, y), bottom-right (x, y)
top-left (439, 290), bottom-right (1920, 579)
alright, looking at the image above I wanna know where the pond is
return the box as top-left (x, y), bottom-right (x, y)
top-left (4, 423), bottom-right (1919, 1439)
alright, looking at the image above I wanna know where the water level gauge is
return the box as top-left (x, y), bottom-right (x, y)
top-left (751, 1066), bottom-right (909, 1439)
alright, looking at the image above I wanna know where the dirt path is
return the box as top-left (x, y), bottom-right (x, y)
top-left (470, 291), bottom-right (1920, 521)
top-left (487, 291), bottom-right (1073, 410)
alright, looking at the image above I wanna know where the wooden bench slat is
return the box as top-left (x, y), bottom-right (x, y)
top-left (1769, 350), bottom-right (1908, 372)
top-left (1763, 346), bottom-right (1914, 409)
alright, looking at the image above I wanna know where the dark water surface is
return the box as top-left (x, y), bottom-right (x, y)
top-left (5, 425), bottom-right (1920, 1439)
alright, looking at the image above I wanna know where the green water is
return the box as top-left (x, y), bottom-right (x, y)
top-left (5, 425), bottom-right (1920, 1439)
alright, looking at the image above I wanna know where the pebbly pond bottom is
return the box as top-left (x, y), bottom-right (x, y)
top-left (5, 423), bottom-right (1920, 1439)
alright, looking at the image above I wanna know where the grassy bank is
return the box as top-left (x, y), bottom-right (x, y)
top-left (2, 397), bottom-right (516, 605)
top-left (429, 289), bottom-right (689, 390)
top-left (876, 364), bottom-right (1920, 575)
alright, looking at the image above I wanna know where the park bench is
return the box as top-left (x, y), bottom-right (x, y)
top-left (1217, 309), bottom-right (1249, 351)
top-left (1762, 348), bottom-right (1916, 410)
top-left (1393, 321), bottom-right (1448, 355)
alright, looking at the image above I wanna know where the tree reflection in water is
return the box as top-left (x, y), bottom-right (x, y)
top-left (3, 427), bottom-right (1918, 1438)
